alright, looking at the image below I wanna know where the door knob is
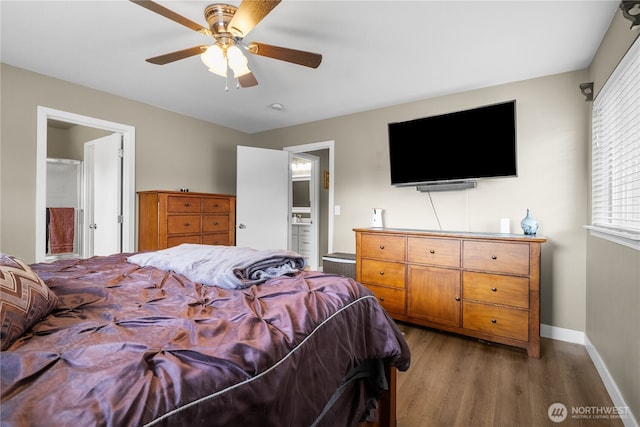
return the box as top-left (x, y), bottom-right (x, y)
top-left (238, 224), bottom-right (246, 229)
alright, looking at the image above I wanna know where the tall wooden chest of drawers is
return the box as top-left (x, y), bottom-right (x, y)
top-left (138, 191), bottom-right (236, 250)
top-left (354, 228), bottom-right (546, 358)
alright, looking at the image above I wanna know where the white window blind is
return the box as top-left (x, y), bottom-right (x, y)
top-left (590, 36), bottom-right (640, 248)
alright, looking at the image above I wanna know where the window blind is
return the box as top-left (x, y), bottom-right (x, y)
top-left (591, 36), bottom-right (640, 242)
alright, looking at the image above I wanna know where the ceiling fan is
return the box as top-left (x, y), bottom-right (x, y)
top-left (130, 0), bottom-right (322, 88)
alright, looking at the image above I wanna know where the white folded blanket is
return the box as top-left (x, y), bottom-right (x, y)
top-left (127, 244), bottom-right (307, 289)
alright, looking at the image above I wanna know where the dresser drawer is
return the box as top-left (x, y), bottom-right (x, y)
top-left (167, 234), bottom-right (201, 247)
top-left (202, 214), bottom-right (229, 232)
top-left (361, 234), bottom-right (405, 261)
top-left (298, 225), bottom-right (311, 236)
top-left (361, 259), bottom-right (405, 289)
top-left (408, 237), bottom-right (460, 267)
top-left (463, 302), bottom-right (528, 341)
top-left (297, 250), bottom-right (311, 259)
top-left (202, 198), bottom-right (230, 213)
top-left (202, 233), bottom-right (230, 246)
top-left (167, 215), bottom-right (201, 234)
top-left (298, 235), bottom-right (311, 251)
top-left (463, 241), bottom-right (529, 275)
top-left (167, 196), bottom-right (201, 213)
top-left (463, 272), bottom-right (529, 308)
top-left (365, 284), bottom-right (406, 315)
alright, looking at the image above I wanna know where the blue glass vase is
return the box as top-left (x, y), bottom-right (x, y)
top-left (521, 209), bottom-right (539, 235)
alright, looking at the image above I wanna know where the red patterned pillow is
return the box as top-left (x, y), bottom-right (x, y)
top-left (0, 254), bottom-right (59, 350)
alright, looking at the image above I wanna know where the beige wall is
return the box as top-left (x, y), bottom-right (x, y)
top-left (0, 63), bottom-right (250, 262)
top-left (586, 11), bottom-right (639, 422)
top-left (47, 124), bottom-right (111, 160)
top-left (253, 69), bottom-right (590, 333)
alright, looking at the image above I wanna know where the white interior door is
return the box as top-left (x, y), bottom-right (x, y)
top-left (84, 133), bottom-right (122, 257)
top-left (236, 146), bottom-right (290, 250)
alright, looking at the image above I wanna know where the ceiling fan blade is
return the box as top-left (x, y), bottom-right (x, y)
top-left (238, 72), bottom-right (259, 88)
top-left (146, 46), bottom-right (208, 65)
top-left (130, 0), bottom-right (212, 36)
top-left (228, 0), bottom-right (281, 37)
top-left (247, 42), bottom-right (322, 69)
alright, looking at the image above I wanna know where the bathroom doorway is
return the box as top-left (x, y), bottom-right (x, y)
top-left (35, 107), bottom-right (135, 262)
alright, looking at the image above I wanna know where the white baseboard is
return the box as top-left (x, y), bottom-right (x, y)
top-left (541, 324), bottom-right (638, 427)
top-left (584, 336), bottom-right (639, 427)
top-left (540, 323), bottom-right (585, 344)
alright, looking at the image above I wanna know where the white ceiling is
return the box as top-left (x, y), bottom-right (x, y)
top-left (1, 1), bottom-right (619, 134)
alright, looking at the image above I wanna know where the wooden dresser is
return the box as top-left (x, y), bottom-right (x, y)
top-left (354, 228), bottom-right (546, 358)
top-left (138, 191), bottom-right (236, 251)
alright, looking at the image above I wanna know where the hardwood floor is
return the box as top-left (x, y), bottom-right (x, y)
top-left (394, 322), bottom-right (625, 427)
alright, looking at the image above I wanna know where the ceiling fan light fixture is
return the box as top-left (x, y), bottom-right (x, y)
top-left (201, 44), bottom-right (227, 77)
top-left (227, 45), bottom-right (251, 77)
top-left (132, 0), bottom-right (322, 88)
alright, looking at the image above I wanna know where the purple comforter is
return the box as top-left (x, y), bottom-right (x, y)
top-left (1, 253), bottom-right (410, 427)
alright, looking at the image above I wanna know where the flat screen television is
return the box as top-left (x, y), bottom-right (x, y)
top-left (388, 100), bottom-right (517, 190)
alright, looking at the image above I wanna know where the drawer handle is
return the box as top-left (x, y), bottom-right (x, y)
top-left (491, 287), bottom-right (497, 292)
top-left (214, 204), bottom-right (219, 207)
top-left (213, 221), bottom-right (219, 225)
top-left (491, 255), bottom-right (497, 260)
top-left (455, 297), bottom-right (460, 301)
top-left (184, 202), bottom-right (190, 207)
top-left (379, 244), bottom-right (385, 249)
top-left (429, 249), bottom-right (435, 254)
top-left (184, 223), bottom-right (190, 227)
top-left (491, 319), bottom-right (497, 324)
top-left (379, 271), bottom-right (385, 276)
top-left (379, 296), bottom-right (385, 302)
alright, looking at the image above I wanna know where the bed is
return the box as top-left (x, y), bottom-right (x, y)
top-left (0, 245), bottom-right (410, 427)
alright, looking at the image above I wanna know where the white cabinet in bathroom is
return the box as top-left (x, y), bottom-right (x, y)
top-left (291, 223), bottom-right (311, 260)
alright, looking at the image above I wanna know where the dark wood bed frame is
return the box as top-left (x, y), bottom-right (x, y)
top-left (361, 364), bottom-right (397, 427)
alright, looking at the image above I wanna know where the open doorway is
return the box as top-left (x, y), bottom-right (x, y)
top-left (290, 153), bottom-right (319, 270)
top-left (285, 141), bottom-right (334, 271)
top-left (35, 107), bottom-right (136, 262)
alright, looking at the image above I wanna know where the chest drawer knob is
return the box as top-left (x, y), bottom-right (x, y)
top-left (379, 296), bottom-right (385, 302)
top-left (184, 202), bottom-right (190, 207)
top-left (491, 255), bottom-right (497, 260)
top-left (429, 249), bottom-right (435, 254)
top-left (379, 271), bottom-right (385, 276)
top-left (492, 287), bottom-right (498, 292)
top-left (455, 296), bottom-right (460, 301)
top-left (491, 318), bottom-right (497, 324)
top-left (184, 222), bottom-right (190, 227)
top-left (214, 221), bottom-right (219, 225)
top-left (379, 244), bottom-right (385, 249)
